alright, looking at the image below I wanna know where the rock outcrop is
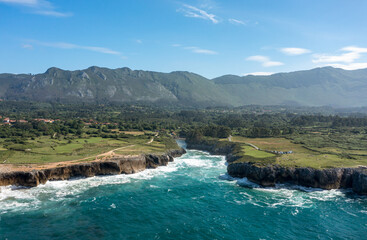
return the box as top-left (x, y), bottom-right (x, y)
top-left (0, 149), bottom-right (186, 187)
top-left (186, 138), bottom-right (367, 195)
top-left (227, 162), bottom-right (367, 195)
top-left (186, 139), bottom-right (239, 163)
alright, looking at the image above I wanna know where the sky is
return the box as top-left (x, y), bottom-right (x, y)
top-left (1, 0), bottom-right (367, 78)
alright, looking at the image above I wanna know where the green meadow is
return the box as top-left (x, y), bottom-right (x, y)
top-left (0, 133), bottom-right (179, 165)
top-left (231, 135), bottom-right (367, 169)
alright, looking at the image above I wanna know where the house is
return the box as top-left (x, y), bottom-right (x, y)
top-left (34, 118), bottom-right (55, 123)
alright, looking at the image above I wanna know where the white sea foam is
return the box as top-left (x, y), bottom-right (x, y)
top-left (1, 148), bottom-right (358, 215)
top-left (236, 177), bottom-right (261, 189)
top-left (174, 150), bottom-right (226, 175)
top-left (0, 149), bottom-right (228, 214)
top-left (291, 208), bottom-right (299, 216)
top-left (0, 160), bottom-right (181, 214)
top-left (218, 173), bottom-right (236, 181)
top-left (218, 175), bottom-right (353, 209)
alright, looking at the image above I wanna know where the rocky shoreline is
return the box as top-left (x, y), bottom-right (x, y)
top-left (0, 149), bottom-right (186, 187)
top-left (186, 139), bottom-right (367, 195)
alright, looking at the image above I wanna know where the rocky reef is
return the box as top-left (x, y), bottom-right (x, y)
top-left (0, 149), bottom-right (186, 187)
top-left (186, 138), bottom-right (367, 195)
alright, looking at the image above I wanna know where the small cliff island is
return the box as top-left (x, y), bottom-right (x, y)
top-left (186, 137), bottom-right (367, 195)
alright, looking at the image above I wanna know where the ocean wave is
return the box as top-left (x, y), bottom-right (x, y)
top-left (218, 175), bottom-right (357, 208)
top-left (218, 173), bottom-right (236, 181)
top-left (0, 161), bottom-right (180, 214)
top-left (0, 150), bottom-right (227, 214)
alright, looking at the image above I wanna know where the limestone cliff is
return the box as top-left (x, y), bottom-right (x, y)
top-left (227, 162), bottom-right (367, 195)
top-left (186, 138), bottom-right (367, 195)
top-left (0, 149), bottom-right (186, 187)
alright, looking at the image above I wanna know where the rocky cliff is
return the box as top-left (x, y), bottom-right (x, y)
top-left (228, 162), bottom-right (367, 195)
top-left (186, 138), bottom-right (367, 195)
top-left (0, 149), bottom-right (186, 187)
top-left (186, 139), bottom-right (239, 163)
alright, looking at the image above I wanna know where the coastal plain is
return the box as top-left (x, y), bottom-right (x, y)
top-left (0, 132), bottom-right (180, 172)
top-left (231, 135), bottom-right (367, 169)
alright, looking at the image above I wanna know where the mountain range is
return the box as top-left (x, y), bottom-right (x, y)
top-left (1, 66), bottom-right (367, 107)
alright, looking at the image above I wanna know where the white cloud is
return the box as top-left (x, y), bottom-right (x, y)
top-left (35, 10), bottom-right (71, 17)
top-left (312, 52), bottom-right (359, 63)
top-left (312, 46), bottom-right (367, 64)
top-left (172, 44), bottom-right (218, 55)
top-left (246, 55), bottom-right (284, 67)
top-left (179, 4), bottom-right (218, 24)
top-left (29, 40), bottom-right (121, 55)
top-left (243, 72), bottom-right (274, 76)
top-left (247, 55), bottom-right (269, 62)
top-left (81, 46), bottom-right (120, 55)
top-left (184, 46), bottom-right (218, 55)
top-left (263, 61), bottom-right (284, 67)
top-left (326, 62), bottom-right (367, 70)
top-left (21, 43), bottom-right (33, 49)
top-left (280, 47), bottom-right (311, 56)
top-left (0, 0), bottom-right (71, 17)
top-left (312, 46), bottom-right (367, 70)
top-left (228, 18), bottom-right (246, 25)
top-left (0, 0), bottom-right (38, 6)
top-left (135, 39), bottom-right (143, 44)
top-left (341, 46), bottom-right (367, 54)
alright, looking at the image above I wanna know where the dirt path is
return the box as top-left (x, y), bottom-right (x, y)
top-left (147, 132), bottom-right (159, 144)
top-left (228, 136), bottom-right (261, 150)
top-left (246, 142), bottom-right (260, 150)
top-left (0, 144), bottom-right (138, 173)
top-left (0, 133), bottom-right (161, 173)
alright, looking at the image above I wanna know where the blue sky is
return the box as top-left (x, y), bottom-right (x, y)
top-left (1, 0), bottom-right (367, 78)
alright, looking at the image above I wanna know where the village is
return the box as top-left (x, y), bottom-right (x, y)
top-left (0, 117), bottom-right (55, 125)
top-left (0, 117), bottom-right (120, 127)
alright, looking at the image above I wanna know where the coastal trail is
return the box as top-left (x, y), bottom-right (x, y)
top-left (228, 135), bottom-right (260, 150)
top-left (0, 132), bottom-right (160, 173)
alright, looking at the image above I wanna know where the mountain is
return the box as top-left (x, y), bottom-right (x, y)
top-left (213, 67), bottom-right (367, 107)
top-left (0, 66), bottom-right (236, 107)
top-left (0, 66), bottom-right (367, 107)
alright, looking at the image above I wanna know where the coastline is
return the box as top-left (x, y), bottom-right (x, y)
top-left (186, 139), bottom-right (367, 195)
top-left (0, 149), bottom-right (186, 187)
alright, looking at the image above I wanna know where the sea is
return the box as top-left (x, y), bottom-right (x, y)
top-left (0, 140), bottom-right (366, 240)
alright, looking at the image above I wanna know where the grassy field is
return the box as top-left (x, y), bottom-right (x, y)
top-left (114, 135), bottom-right (180, 155)
top-left (0, 134), bottom-right (179, 165)
top-left (231, 136), bottom-right (367, 169)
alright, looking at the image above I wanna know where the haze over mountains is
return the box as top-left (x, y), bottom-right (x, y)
top-left (1, 66), bottom-right (367, 107)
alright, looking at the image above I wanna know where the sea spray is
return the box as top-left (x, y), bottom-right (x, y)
top-left (1, 148), bottom-right (366, 240)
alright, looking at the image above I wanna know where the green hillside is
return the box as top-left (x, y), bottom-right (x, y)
top-left (213, 67), bottom-right (367, 107)
top-left (1, 66), bottom-right (367, 107)
top-left (0, 67), bottom-right (236, 107)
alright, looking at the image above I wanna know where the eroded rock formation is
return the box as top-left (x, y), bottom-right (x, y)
top-left (186, 138), bottom-right (367, 195)
top-left (0, 149), bottom-right (186, 187)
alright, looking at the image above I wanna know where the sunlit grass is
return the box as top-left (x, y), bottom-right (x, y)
top-left (231, 136), bottom-right (367, 169)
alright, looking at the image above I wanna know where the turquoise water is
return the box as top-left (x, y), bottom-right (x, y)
top-left (1, 141), bottom-right (367, 240)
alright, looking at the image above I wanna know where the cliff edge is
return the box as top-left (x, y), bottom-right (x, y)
top-left (186, 138), bottom-right (367, 195)
top-left (0, 149), bottom-right (186, 187)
